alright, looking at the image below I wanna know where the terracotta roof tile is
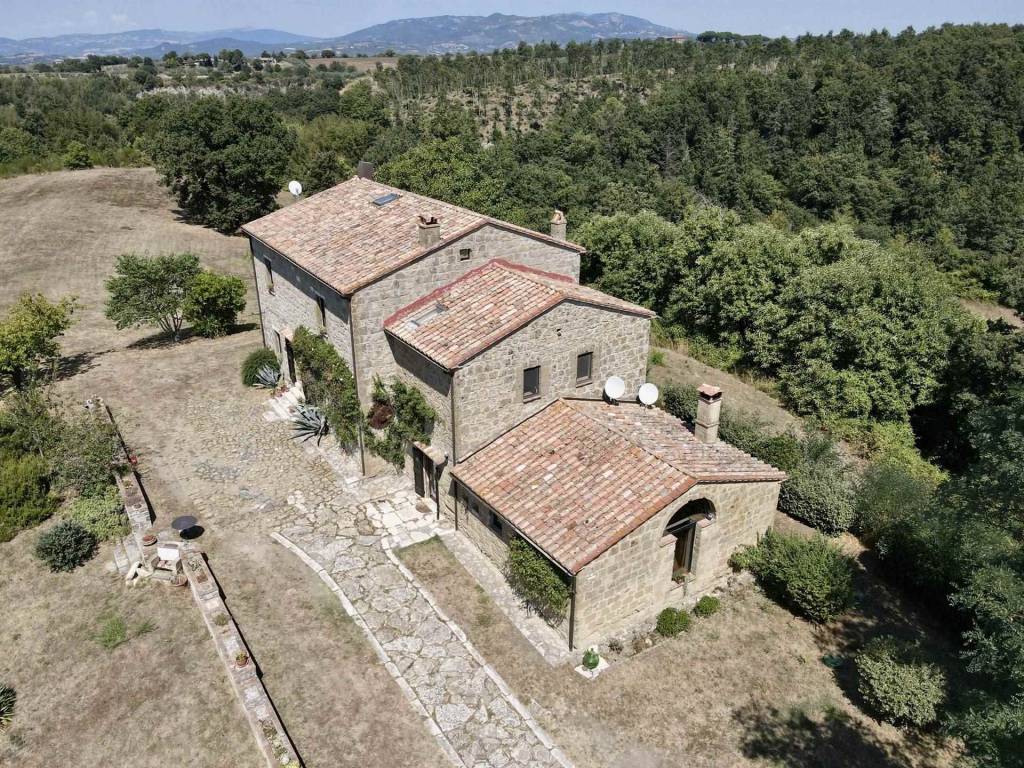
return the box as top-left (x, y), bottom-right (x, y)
top-left (242, 177), bottom-right (584, 295)
top-left (451, 399), bottom-right (785, 573)
top-left (384, 259), bottom-right (655, 369)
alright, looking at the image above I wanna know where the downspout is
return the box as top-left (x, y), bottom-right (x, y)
top-left (248, 238), bottom-right (267, 348)
top-left (568, 574), bottom-right (577, 651)
top-left (447, 370), bottom-right (457, 521)
top-left (453, 481), bottom-right (460, 531)
top-left (347, 296), bottom-right (366, 475)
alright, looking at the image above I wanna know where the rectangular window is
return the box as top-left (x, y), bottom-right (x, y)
top-left (264, 258), bottom-right (274, 294)
top-left (459, 247), bottom-right (472, 261)
top-left (576, 352), bottom-right (593, 384)
top-left (273, 330), bottom-right (283, 356)
top-left (522, 366), bottom-right (541, 402)
top-left (487, 510), bottom-right (503, 535)
top-left (316, 295), bottom-right (327, 331)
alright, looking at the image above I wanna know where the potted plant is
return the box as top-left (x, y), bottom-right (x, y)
top-left (235, 650), bottom-right (249, 668)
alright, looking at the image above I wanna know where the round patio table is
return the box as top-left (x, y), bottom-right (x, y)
top-left (170, 515), bottom-right (198, 539)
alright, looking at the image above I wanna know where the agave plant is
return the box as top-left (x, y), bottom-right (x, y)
top-left (253, 364), bottom-right (281, 389)
top-left (0, 684), bottom-right (15, 729)
top-left (291, 404), bottom-right (329, 445)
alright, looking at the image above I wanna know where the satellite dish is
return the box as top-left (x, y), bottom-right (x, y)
top-left (288, 180), bottom-right (303, 197)
top-left (604, 376), bottom-right (626, 401)
top-left (638, 382), bottom-right (659, 406)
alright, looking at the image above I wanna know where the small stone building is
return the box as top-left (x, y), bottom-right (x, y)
top-left (243, 176), bottom-right (785, 649)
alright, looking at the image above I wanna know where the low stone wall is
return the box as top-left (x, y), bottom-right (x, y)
top-left (183, 545), bottom-right (301, 768)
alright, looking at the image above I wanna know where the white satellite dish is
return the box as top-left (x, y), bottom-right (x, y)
top-left (638, 382), bottom-right (659, 406)
top-left (288, 180), bottom-right (303, 197)
top-left (604, 376), bottom-right (626, 401)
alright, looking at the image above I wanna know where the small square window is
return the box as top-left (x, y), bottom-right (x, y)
top-left (316, 295), bottom-right (327, 331)
top-left (576, 352), bottom-right (593, 384)
top-left (523, 366), bottom-right (541, 401)
top-left (459, 248), bottom-right (472, 261)
top-left (264, 258), bottom-right (274, 294)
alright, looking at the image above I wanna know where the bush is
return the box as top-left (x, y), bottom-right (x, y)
top-left (365, 377), bottom-right (435, 469)
top-left (242, 348), bottom-right (280, 386)
top-left (51, 412), bottom-right (123, 498)
top-left (731, 530), bottom-right (855, 623)
top-left (855, 460), bottom-right (936, 550)
top-left (656, 607), bottom-right (692, 636)
top-left (778, 434), bottom-right (856, 534)
top-left (183, 271), bottom-right (246, 337)
top-left (62, 140), bottom-right (92, 169)
top-left (66, 485), bottom-right (126, 540)
top-left (0, 683), bottom-right (15, 729)
top-left (292, 326), bottom-right (362, 446)
top-left (693, 595), bottom-right (721, 617)
top-left (0, 452), bottom-right (57, 542)
top-left (855, 636), bottom-right (947, 727)
top-left (34, 519), bottom-right (97, 572)
top-left (504, 538), bottom-right (570, 624)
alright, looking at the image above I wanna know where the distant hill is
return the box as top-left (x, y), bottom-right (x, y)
top-left (331, 12), bottom-right (684, 54)
top-left (0, 28), bottom-right (316, 63)
top-left (0, 14), bottom-right (687, 63)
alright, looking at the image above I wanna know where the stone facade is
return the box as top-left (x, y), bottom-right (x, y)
top-left (350, 224), bottom-right (580, 402)
top-left (452, 301), bottom-right (649, 460)
top-left (572, 480), bottom-right (781, 648)
top-left (250, 238), bottom-right (354, 375)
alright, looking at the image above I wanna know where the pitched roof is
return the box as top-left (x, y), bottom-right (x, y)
top-left (384, 259), bottom-right (655, 370)
top-left (451, 399), bottom-right (786, 573)
top-left (242, 177), bottom-right (585, 295)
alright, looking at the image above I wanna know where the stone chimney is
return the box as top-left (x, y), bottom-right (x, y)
top-left (418, 215), bottom-right (440, 247)
top-left (695, 384), bottom-right (722, 443)
top-left (550, 210), bottom-right (567, 241)
top-left (356, 160), bottom-right (376, 180)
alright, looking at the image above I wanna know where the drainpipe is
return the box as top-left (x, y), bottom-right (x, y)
top-left (568, 575), bottom-right (577, 651)
top-left (453, 483), bottom-right (460, 531)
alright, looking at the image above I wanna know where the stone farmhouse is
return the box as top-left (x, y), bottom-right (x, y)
top-left (243, 176), bottom-right (785, 649)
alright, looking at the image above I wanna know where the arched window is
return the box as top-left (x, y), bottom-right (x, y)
top-left (665, 499), bottom-right (715, 582)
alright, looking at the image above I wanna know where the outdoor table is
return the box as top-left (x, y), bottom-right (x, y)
top-left (170, 515), bottom-right (198, 539)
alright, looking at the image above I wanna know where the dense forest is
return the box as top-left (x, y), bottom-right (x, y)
top-left (2, 24), bottom-right (1024, 765)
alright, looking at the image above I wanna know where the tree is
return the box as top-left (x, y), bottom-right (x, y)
top-left (104, 253), bottom-right (200, 341)
top-left (0, 294), bottom-right (77, 389)
top-left (145, 97), bottom-right (296, 233)
top-left (182, 271), bottom-right (246, 337)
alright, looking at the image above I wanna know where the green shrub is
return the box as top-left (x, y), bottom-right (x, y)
top-left (0, 683), bottom-right (15, 729)
top-left (731, 530), bottom-right (855, 623)
top-left (779, 433), bottom-right (856, 534)
top-left (242, 348), bottom-right (280, 386)
top-left (0, 387), bottom-right (59, 457)
top-left (62, 140), bottom-right (92, 170)
top-left (365, 377), bottom-right (435, 469)
top-left (292, 326), bottom-right (362, 446)
top-left (693, 595), bottom-right (721, 617)
top-left (655, 607), bottom-right (691, 636)
top-left (855, 460), bottom-right (936, 550)
top-left (648, 350), bottom-right (665, 367)
top-left (34, 519), bottom-right (97, 572)
top-left (183, 271), bottom-right (246, 337)
top-left (504, 538), bottom-right (570, 624)
top-left (51, 412), bottom-right (123, 498)
top-left (0, 452), bottom-right (57, 542)
top-left (66, 485), bottom-right (126, 541)
top-left (95, 615), bottom-right (129, 649)
top-left (855, 636), bottom-right (947, 727)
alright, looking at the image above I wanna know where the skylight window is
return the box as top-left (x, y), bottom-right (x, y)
top-left (372, 192), bottom-right (401, 207)
top-left (408, 303), bottom-right (446, 329)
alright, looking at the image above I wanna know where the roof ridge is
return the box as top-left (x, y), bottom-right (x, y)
top-left (561, 399), bottom-right (699, 482)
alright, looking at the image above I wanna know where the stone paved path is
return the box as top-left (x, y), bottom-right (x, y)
top-left (272, 496), bottom-right (571, 768)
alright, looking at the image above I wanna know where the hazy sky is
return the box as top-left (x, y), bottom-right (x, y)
top-left (3, 0), bottom-right (1023, 40)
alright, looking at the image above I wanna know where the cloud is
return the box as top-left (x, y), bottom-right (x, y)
top-left (110, 12), bottom-right (135, 27)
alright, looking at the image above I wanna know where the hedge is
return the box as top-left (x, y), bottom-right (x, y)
top-left (855, 636), bottom-right (947, 727)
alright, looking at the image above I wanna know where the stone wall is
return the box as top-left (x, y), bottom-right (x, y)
top-left (250, 238), bottom-right (354, 373)
top-left (351, 224), bottom-right (580, 402)
top-left (573, 480), bottom-right (781, 648)
top-left (389, 337), bottom-right (454, 460)
top-left (453, 302), bottom-right (650, 459)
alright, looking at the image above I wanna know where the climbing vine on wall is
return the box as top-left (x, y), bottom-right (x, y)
top-left (291, 326), bottom-right (362, 447)
top-left (504, 537), bottom-right (570, 625)
top-left (365, 377), bottom-right (435, 469)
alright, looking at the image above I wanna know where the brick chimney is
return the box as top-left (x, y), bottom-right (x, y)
top-left (550, 210), bottom-right (567, 241)
top-left (695, 384), bottom-right (722, 443)
top-left (356, 160), bottom-right (376, 180)
top-left (418, 215), bottom-right (440, 247)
